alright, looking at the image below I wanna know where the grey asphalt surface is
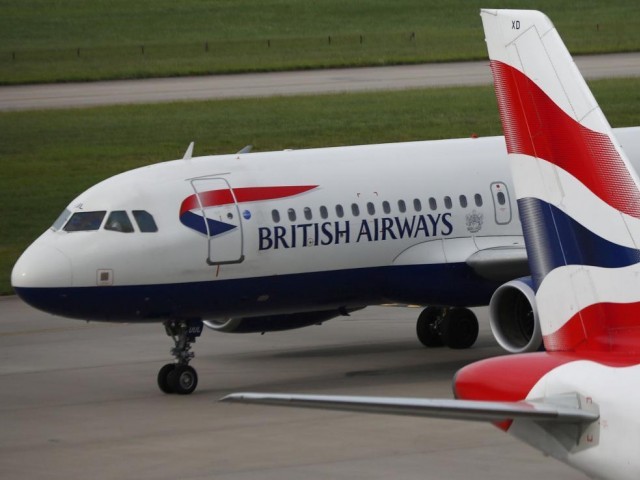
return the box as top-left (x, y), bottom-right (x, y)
top-left (1, 52), bottom-right (639, 111)
top-left (0, 297), bottom-right (588, 480)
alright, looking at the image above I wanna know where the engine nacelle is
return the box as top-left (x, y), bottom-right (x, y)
top-left (489, 277), bottom-right (542, 353)
top-left (203, 308), bottom-right (360, 334)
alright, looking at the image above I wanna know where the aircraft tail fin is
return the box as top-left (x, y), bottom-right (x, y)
top-left (481, 9), bottom-right (640, 354)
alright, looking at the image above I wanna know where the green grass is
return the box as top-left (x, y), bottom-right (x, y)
top-left (1, 0), bottom-right (640, 83)
top-left (2, 77), bottom-right (640, 294)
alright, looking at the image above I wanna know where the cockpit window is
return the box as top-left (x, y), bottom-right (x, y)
top-left (104, 211), bottom-right (134, 233)
top-left (132, 210), bottom-right (158, 232)
top-left (52, 209), bottom-right (71, 231)
top-left (63, 211), bottom-right (106, 232)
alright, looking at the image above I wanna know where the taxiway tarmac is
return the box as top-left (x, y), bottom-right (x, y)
top-left (0, 296), bottom-right (587, 480)
top-left (1, 52), bottom-right (639, 111)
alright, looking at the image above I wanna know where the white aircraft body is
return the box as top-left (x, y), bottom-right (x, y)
top-left (11, 19), bottom-right (640, 396)
top-left (224, 9), bottom-right (640, 479)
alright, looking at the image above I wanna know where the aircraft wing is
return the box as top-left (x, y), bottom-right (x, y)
top-left (466, 246), bottom-right (529, 281)
top-left (221, 392), bottom-right (598, 424)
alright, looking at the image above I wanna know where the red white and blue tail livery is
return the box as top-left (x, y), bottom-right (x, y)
top-left (486, 9), bottom-right (640, 354)
top-left (223, 10), bottom-right (640, 479)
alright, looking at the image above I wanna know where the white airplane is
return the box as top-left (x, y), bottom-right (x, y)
top-left (222, 9), bottom-right (640, 479)
top-left (11, 37), bottom-right (640, 398)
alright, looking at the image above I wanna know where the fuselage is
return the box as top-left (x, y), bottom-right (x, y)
top-left (12, 127), bottom-right (640, 324)
top-left (454, 351), bottom-right (640, 480)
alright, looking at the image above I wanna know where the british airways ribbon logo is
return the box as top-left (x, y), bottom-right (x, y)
top-left (491, 59), bottom-right (640, 353)
top-left (179, 185), bottom-right (318, 236)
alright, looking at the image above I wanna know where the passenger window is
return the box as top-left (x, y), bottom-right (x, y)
top-left (105, 211), bottom-right (134, 233)
top-left (367, 202), bottom-right (375, 215)
top-left (429, 198), bottom-right (437, 210)
top-left (272, 209), bottom-right (280, 223)
top-left (459, 195), bottom-right (468, 208)
top-left (444, 196), bottom-right (452, 209)
top-left (52, 209), bottom-right (71, 231)
top-left (132, 210), bottom-right (158, 232)
top-left (351, 203), bottom-right (360, 216)
top-left (319, 206), bottom-right (328, 219)
top-left (336, 205), bottom-right (344, 218)
top-left (475, 194), bottom-right (483, 207)
top-left (63, 211), bottom-right (106, 232)
top-left (497, 192), bottom-right (506, 205)
top-left (398, 200), bottom-right (406, 213)
top-left (382, 201), bottom-right (391, 214)
top-left (304, 207), bottom-right (313, 220)
top-left (288, 208), bottom-right (296, 222)
top-left (413, 199), bottom-right (422, 212)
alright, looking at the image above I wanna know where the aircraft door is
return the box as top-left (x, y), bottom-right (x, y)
top-left (190, 177), bottom-right (245, 265)
top-left (490, 182), bottom-right (512, 225)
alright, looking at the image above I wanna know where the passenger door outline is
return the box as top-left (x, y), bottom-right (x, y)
top-left (190, 176), bottom-right (245, 265)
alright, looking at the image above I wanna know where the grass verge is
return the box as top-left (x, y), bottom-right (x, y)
top-left (1, 0), bottom-right (640, 83)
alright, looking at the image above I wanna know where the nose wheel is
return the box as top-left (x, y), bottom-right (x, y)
top-left (158, 319), bottom-right (203, 395)
top-left (158, 364), bottom-right (198, 395)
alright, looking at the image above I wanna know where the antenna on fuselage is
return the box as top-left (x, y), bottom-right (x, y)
top-left (182, 142), bottom-right (195, 161)
top-left (236, 145), bottom-right (253, 154)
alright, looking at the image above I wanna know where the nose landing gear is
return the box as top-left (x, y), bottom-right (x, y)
top-left (158, 319), bottom-right (203, 395)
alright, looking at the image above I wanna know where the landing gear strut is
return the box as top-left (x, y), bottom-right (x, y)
top-left (416, 307), bottom-right (478, 349)
top-left (158, 319), bottom-right (203, 395)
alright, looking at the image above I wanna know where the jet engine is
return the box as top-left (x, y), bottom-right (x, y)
top-left (203, 308), bottom-right (361, 334)
top-left (488, 277), bottom-right (542, 353)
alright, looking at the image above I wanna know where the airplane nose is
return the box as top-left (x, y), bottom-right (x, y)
top-left (11, 243), bottom-right (72, 289)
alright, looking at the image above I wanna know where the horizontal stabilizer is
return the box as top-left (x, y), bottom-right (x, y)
top-left (221, 392), bottom-right (598, 424)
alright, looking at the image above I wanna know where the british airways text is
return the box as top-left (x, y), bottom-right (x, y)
top-left (258, 213), bottom-right (453, 250)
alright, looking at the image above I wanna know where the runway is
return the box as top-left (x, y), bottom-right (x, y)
top-left (0, 296), bottom-right (587, 480)
top-left (1, 52), bottom-right (640, 111)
